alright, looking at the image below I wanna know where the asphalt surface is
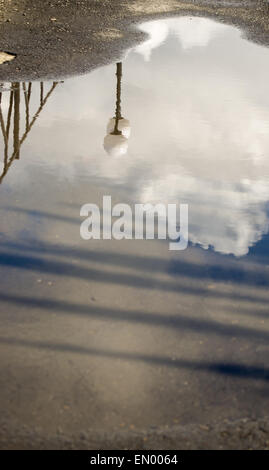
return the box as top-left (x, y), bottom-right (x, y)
top-left (0, 179), bottom-right (269, 450)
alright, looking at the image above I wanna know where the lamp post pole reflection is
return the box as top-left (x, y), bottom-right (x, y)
top-left (13, 82), bottom-right (20, 160)
top-left (104, 62), bottom-right (131, 156)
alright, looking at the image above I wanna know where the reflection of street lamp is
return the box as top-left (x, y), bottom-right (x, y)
top-left (106, 117), bottom-right (131, 139)
top-left (104, 62), bottom-right (131, 156)
top-left (104, 133), bottom-right (128, 157)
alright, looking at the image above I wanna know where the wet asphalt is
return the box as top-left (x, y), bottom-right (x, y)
top-left (1, 0), bottom-right (269, 450)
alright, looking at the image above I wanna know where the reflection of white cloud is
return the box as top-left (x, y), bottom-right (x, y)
top-left (135, 21), bottom-right (168, 61)
top-left (169, 17), bottom-right (229, 50)
top-left (134, 17), bottom-right (230, 61)
top-left (141, 174), bottom-right (269, 257)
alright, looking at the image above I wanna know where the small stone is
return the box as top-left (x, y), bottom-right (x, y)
top-left (0, 51), bottom-right (16, 65)
top-left (200, 425), bottom-right (210, 431)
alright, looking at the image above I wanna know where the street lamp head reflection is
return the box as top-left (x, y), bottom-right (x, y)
top-left (103, 133), bottom-right (128, 157)
top-left (106, 117), bottom-right (131, 139)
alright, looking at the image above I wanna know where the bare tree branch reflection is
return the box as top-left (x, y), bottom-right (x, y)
top-left (0, 81), bottom-right (61, 183)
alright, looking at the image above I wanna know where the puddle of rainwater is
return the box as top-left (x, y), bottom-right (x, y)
top-left (1, 17), bottom-right (269, 260)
